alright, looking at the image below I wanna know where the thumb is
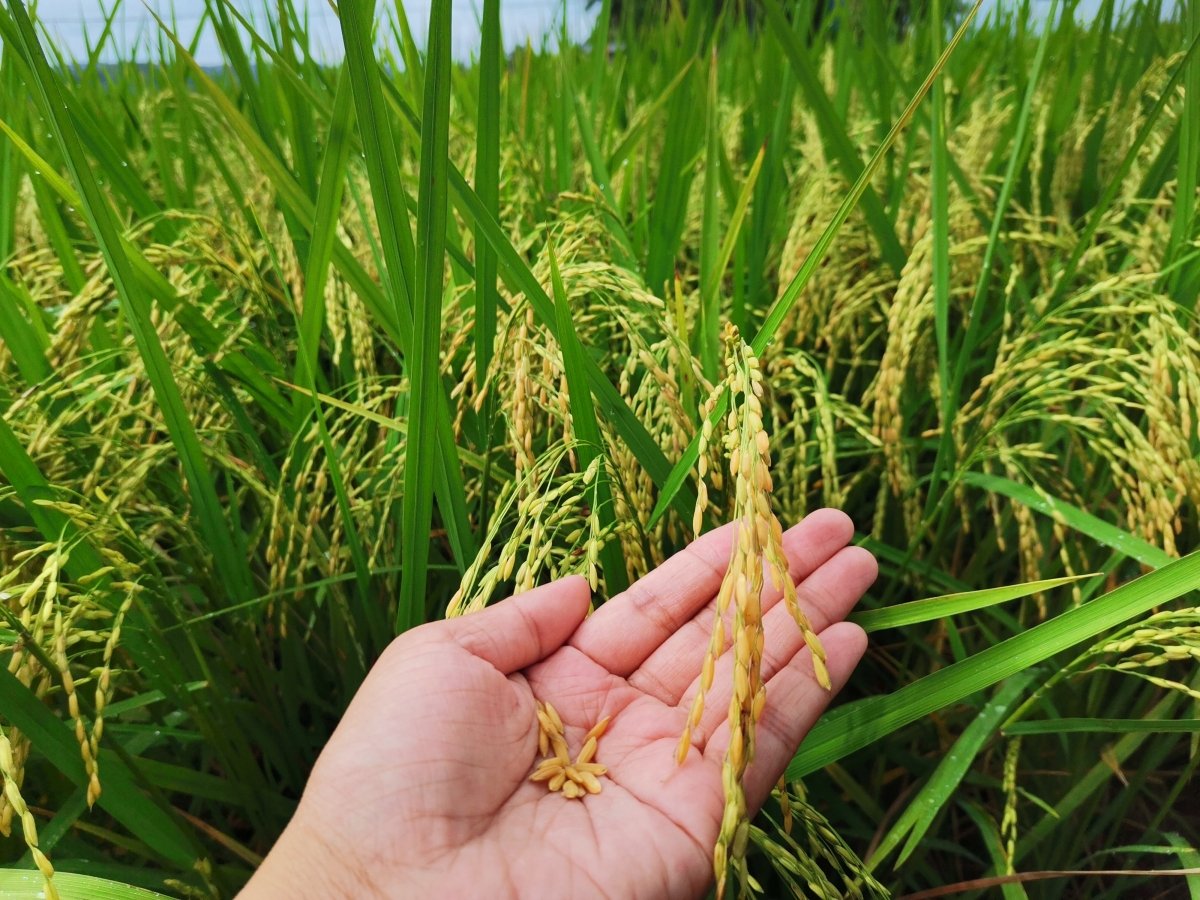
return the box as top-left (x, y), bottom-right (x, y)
top-left (440, 575), bottom-right (591, 673)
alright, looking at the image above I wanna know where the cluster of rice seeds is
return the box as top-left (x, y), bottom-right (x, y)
top-left (266, 385), bottom-right (410, 603)
top-left (82, 582), bottom-right (138, 807)
top-left (1, 534), bottom-right (141, 816)
top-left (679, 324), bottom-right (829, 899)
top-left (55, 609), bottom-right (101, 806)
top-left (0, 727), bottom-right (59, 899)
top-left (751, 782), bottom-right (889, 899)
top-left (447, 445), bottom-right (612, 615)
top-left (1001, 738), bottom-right (1021, 874)
top-left (763, 351), bottom-right (850, 515)
top-left (1092, 608), bottom-right (1200, 699)
top-left (1, 544), bottom-right (66, 833)
top-left (529, 701), bottom-right (611, 800)
top-left (870, 223), bottom-right (934, 539)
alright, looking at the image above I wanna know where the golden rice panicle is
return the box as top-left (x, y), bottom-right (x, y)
top-left (1, 727), bottom-right (60, 900)
top-left (679, 325), bottom-right (835, 898)
top-left (87, 585), bottom-right (137, 806)
top-left (692, 384), bottom-right (722, 538)
top-left (55, 613), bottom-right (101, 809)
top-left (759, 781), bottom-right (890, 898)
top-left (1001, 737), bottom-right (1021, 875)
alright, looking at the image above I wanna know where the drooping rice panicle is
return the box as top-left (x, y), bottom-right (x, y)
top-left (678, 324), bottom-right (830, 898)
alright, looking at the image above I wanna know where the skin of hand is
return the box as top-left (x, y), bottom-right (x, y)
top-left (240, 509), bottom-right (876, 900)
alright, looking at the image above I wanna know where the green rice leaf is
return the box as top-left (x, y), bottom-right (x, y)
top-left (473, 0), bottom-right (502, 389)
top-left (1004, 718), bottom-right (1200, 736)
top-left (398, 0), bottom-right (454, 632)
top-left (1165, 833), bottom-right (1200, 900)
top-left (868, 672), bottom-right (1039, 870)
top-left (789, 549), bottom-right (1200, 778)
top-left (963, 472), bottom-right (1172, 569)
top-left (0, 870), bottom-right (167, 899)
top-left (852, 575), bottom-right (1094, 633)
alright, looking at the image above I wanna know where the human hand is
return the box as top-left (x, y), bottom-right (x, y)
top-left (241, 509), bottom-right (876, 899)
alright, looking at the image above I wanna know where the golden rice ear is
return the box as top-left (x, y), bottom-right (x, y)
top-left (679, 328), bottom-right (835, 891)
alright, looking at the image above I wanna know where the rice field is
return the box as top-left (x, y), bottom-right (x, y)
top-left (1, 0), bottom-right (1199, 896)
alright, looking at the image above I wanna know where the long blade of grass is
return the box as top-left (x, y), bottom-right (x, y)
top-left (398, 0), bottom-right (454, 632)
top-left (959, 801), bottom-right (1032, 900)
top-left (788, 549), bottom-right (1200, 779)
top-left (473, 0), bottom-right (501, 390)
top-left (852, 574), bottom-right (1094, 633)
top-left (337, 0), bottom-right (415, 328)
top-left (1004, 718), bottom-right (1200, 736)
top-left (1167, 0), bottom-right (1200, 305)
top-left (294, 65), bottom-right (354, 394)
top-left (605, 58), bottom-right (694, 173)
top-left (0, 870), bottom-right (167, 900)
top-left (698, 50), bottom-right (722, 379)
top-left (1165, 833), bottom-right (1200, 900)
top-left (330, 1), bottom-right (475, 578)
top-left (962, 472), bottom-right (1172, 569)
top-left (925, 0), bottom-right (953, 522)
top-left (0, 273), bottom-right (52, 387)
top-left (703, 143), bottom-right (763, 336)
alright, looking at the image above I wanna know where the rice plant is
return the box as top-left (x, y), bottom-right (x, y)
top-left (1, 0), bottom-right (1199, 896)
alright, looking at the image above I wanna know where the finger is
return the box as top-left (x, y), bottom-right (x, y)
top-left (568, 520), bottom-right (741, 676)
top-left (440, 575), bottom-right (591, 674)
top-left (629, 510), bottom-right (857, 704)
top-left (706, 621), bottom-right (867, 812)
top-left (685, 545), bottom-right (876, 735)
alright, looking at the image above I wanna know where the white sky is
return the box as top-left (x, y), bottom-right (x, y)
top-left (31, 1), bottom-right (599, 65)
top-left (25, 0), bottom-right (1183, 66)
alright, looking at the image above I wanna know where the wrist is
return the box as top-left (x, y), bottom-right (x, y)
top-left (240, 814), bottom-right (383, 899)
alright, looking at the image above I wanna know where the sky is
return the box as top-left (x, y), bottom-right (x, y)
top-left (31, 0), bottom-right (600, 66)
top-left (23, 0), bottom-right (1184, 67)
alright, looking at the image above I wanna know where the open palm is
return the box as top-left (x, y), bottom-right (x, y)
top-left (242, 510), bottom-right (876, 900)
